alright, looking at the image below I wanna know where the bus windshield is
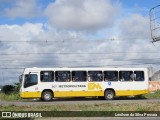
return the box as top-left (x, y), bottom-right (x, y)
top-left (19, 75), bottom-right (22, 83)
top-left (24, 74), bottom-right (38, 88)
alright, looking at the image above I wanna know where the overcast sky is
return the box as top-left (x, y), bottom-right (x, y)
top-left (0, 0), bottom-right (160, 85)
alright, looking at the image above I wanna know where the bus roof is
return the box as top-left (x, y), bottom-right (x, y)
top-left (24, 67), bottom-right (148, 71)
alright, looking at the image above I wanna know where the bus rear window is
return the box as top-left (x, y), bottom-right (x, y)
top-left (134, 71), bottom-right (144, 81)
top-left (119, 71), bottom-right (133, 81)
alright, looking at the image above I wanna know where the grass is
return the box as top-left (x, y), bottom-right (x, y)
top-left (0, 92), bottom-right (21, 101)
top-left (0, 90), bottom-right (160, 111)
top-left (0, 102), bottom-right (160, 111)
top-left (0, 103), bottom-right (159, 118)
top-left (144, 90), bottom-right (160, 99)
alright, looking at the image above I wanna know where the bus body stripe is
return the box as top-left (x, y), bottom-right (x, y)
top-left (20, 92), bottom-right (41, 98)
top-left (20, 90), bottom-right (148, 98)
top-left (116, 89), bottom-right (148, 96)
top-left (54, 91), bottom-right (104, 97)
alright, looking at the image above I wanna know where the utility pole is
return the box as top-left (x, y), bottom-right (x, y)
top-left (150, 5), bottom-right (160, 43)
top-left (148, 65), bottom-right (153, 81)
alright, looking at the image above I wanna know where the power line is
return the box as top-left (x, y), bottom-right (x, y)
top-left (0, 61), bottom-right (159, 67)
top-left (0, 67), bottom-right (24, 69)
top-left (0, 37), bottom-right (150, 43)
top-left (0, 61), bottom-right (160, 69)
top-left (0, 51), bottom-right (159, 55)
top-left (0, 58), bottom-right (160, 65)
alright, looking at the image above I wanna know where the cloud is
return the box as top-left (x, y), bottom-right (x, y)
top-left (118, 14), bottom-right (150, 39)
top-left (3, 0), bottom-right (42, 18)
top-left (45, 0), bottom-right (121, 31)
top-left (0, 23), bottom-right (44, 85)
top-left (0, 1), bottom-right (160, 85)
top-left (0, 21), bottom-right (160, 85)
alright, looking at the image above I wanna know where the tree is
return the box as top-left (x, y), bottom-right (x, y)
top-left (14, 82), bottom-right (20, 93)
top-left (1, 82), bottom-right (20, 94)
top-left (1, 85), bottom-right (15, 94)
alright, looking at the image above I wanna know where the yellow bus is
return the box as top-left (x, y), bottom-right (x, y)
top-left (19, 67), bottom-right (149, 101)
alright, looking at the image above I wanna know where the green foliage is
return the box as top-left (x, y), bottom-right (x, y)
top-left (0, 102), bottom-right (160, 111)
top-left (144, 90), bottom-right (160, 98)
top-left (1, 85), bottom-right (15, 94)
top-left (1, 82), bottom-right (20, 94)
top-left (0, 82), bottom-right (21, 101)
top-left (0, 92), bottom-right (20, 101)
top-left (14, 82), bottom-right (20, 93)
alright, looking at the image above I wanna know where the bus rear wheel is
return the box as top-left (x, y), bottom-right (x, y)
top-left (42, 91), bottom-right (53, 101)
top-left (104, 90), bottom-right (115, 100)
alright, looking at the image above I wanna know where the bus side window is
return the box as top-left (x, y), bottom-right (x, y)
top-left (134, 71), bottom-right (144, 81)
top-left (104, 71), bottom-right (118, 81)
top-left (55, 71), bottom-right (70, 82)
top-left (40, 71), bottom-right (54, 82)
top-left (119, 71), bottom-right (133, 81)
top-left (88, 71), bottom-right (103, 82)
top-left (72, 71), bottom-right (87, 82)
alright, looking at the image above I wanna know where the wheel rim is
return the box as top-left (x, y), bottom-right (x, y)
top-left (105, 90), bottom-right (114, 100)
top-left (44, 93), bottom-right (51, 100)
top-left (107, 93), bottom-right (113, 99)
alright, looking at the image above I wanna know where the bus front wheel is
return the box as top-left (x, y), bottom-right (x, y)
top-left (104, 90), bottom-right (115, 100)
top-left (42, 91), bottom-right (53, 101)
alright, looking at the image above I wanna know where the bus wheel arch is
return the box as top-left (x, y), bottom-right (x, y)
top-left (104, 88), bottom-right (115, 100)
top-left (41, 89), bottom-right (54, 101)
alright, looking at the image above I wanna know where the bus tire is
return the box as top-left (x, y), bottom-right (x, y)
top-left (98, 97), bottom-right (105, 100)
top-left (104, 90), bottom-right (115, 100)
top-left (135, 95), bottom-right (144, 99)
top-left (42, 91), bottom-right (53, 101)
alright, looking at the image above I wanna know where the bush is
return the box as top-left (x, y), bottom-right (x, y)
top-left (1, 85), bottom-right (15, 94)
top-left (0, 83), bottom-right (21, 101)
top-left (1, 82), bottom-right (20, 94)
